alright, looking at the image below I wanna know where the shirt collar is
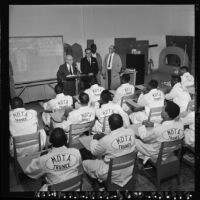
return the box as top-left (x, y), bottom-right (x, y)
top-left (56, 93), bottom-right (65, 98)
top-left (12, 108), bottom-right (26, 112)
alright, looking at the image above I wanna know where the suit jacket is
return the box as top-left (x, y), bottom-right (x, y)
top-left (102, 53), bottom-right (122, 90)
top-left (57, 63), bottom-right (78, 83)
top-left (80, 57), bottom-right (98, 76)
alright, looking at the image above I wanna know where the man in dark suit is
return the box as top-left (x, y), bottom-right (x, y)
top-left (57, 54), bottom-right (78, 96)
top-left (80, 48), bottom-right (98, 90)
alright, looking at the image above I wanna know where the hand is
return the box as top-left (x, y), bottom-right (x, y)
top-left (93, 133), bottom-right (106, 140)
top-left (142, 120), bottom-right (154, 127)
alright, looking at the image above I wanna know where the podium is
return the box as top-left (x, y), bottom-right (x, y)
top-left (64, 73), bottom-right (94, 95)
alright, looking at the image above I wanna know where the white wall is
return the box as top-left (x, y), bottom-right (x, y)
top-left (9, 5), bottom-right (194, 69)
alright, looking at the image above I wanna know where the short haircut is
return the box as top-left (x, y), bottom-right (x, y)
top-left (90, 43), bottom-right (96, 48)
top-left (90, 76), bottom-right (98, 85)
top-left (49, 128), bottom-right (67, 148)
top-left (108, 113), bottom-right (123, 131)
top-left (165, 101), bottom-right (180, 119)
top-left (180, 66), bottom-right (189, 72)
top-left (100, 90), bottom-right (112, 103)
top-left (85, 48), bottom-right (92, 53)
top-left (121, 73), bottom-right (130, 83)
top-left (171, 75), bottom-right (181, 83)
top-left (54, 84), bottom-right (63, 94)
top-left (79, 92), bottom-right (89, 105)
top-left (148, 79), bottom-right (158, 89)
top-left (11, 97), bottom-right (23, 109)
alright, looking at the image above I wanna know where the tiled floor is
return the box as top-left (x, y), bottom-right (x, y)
top-left (9, 72), bottom-right (195, 191)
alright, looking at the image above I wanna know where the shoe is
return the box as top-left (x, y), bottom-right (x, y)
top-left (143, 162), bottom-right (153, 170)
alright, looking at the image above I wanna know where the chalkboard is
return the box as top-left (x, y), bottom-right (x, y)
top-left (9, 36), bottom-right (64, 84)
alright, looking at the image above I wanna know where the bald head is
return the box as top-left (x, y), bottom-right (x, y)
top-left (65, 54), bottom-right (73, 65)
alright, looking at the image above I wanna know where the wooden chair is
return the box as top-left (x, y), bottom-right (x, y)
top-left (105, 151), bottom-right (138, 191)
top-left (102, 116), bottom-right (109, 133)
top-left (120, 94), bottom-right (135, 107)
top-left (147, 106), bottom-right (163, 122)
top-left (147, 139), bottom-right (183, 191)
top-left (12, 131), bottom-right (42, 181)
top-left (68, 120), bottom-right (95, 149)
top-left (48, 173), bottom-right (83, 191)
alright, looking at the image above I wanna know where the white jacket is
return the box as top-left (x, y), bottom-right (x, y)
top-left (165, 83), bottom-right (191, 112)
top-left (25, 146), bottom-right (82, 190)
top-left (84, 84), bottom-right (105, 109)
top-left (43, 93), bottom-right (73, 111)
top-left (93, 101), bottom-right (130, 133)
top-left (181, 72), bottom-right (194, 88)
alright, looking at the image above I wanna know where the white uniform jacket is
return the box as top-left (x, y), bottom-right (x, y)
top-left (83, 127), bottom-right (136, 187)
top-left (61, 106), bottom-right (96, 132)
top-left (129, 89), bottom-right (164, 124)
top-left (25, 146), bottom-right (82, 191)
top-left (113, 83), bottom-right (135, 111)
top-left (9, 108), bottom-right (46, 157)
top-left (181, 72), bottom-right (194, 88)
top-left (165, 83), bottom-right (191, 113)
top-left (93, 101), bottom-right (130, 133)
top-left (84, 84), bottom-right (105, 109)
top-left (135, 120), bottom-right (184, 163)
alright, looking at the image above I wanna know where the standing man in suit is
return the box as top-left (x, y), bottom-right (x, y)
top-left (90, 44), bottom-right (103, 85)
top-left (57, 54), bottom-right (78, 96)
top-left (80, 48), bottom-right (98, 90)
top-left (102, 45), bottom-right (122, 90)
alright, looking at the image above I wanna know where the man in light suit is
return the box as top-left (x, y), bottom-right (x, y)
top-left (57, 54), bottom-right (78, 96)
top-left (90, 43), bottom-right (103, 85)
top-left (102, 45), bottom-right (122, 90)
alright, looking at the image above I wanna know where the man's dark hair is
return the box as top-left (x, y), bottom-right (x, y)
top-left (165, 101), bottom-right (180, 119)
top-left (100, 90), bottom-right (112, 103)
top-left (55, 84), bottom-right (63, 94)
top-left (121, 73), bottom-right (130, 83)
top-left (49, 128), bottom-right (67, 148)
top-left (171, 75), bottom-right (181, 83)
top-left (90, 43), bottom-right (96, 49)
top-left (148, 79), bottom-right (158, 89)
top-left (11, 97), bottom-right (23, 109)
top-left (180, 66), bottom-right (189, 72)
top-left (85, 48), bottom-right (92, 53)
top-left (108, 113), bottom-right (123, 131)
top-left (79, 92), bottom-right (89, 105)
top-left (90, 76), bottom-right (98, 86)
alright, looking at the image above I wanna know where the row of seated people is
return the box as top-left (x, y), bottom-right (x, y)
top-left (9, 68), bottom-right (194, 190)
top-left (24, 101), bottom-right (183, 191)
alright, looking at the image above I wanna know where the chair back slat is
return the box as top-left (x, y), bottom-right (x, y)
top-left (157, 139), bottom-right (183, 165)
top-left (148, 106), bottom-right (163, 121)
top-left (14, 132), bottom-right (40, 143)
top-left (68, 120), bottom-right (95, 147)
top-left (48, 173), bottom-right (82, 191)
top-left (102, 116), bottom-right (109, 132)
top-left (121, 94), bottom-right (135, 107)
top-left (106, 151), bottom-right (137, 186)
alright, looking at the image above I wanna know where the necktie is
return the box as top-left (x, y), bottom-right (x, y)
top-left (88, 58), bottom-right (91, 65)
top-left (69, 65), bottom-right (73, 75)
top-left (108, 54), bottom-right (112, 68)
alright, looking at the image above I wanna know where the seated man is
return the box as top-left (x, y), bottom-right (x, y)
top-left (84, 76), bottom-right (105, 109)
top-left (180, 103), bottom-right (195, 147)
top-left (165, 75), bottom-right (191, 113)
top-left (25, 128), bottom-right (82, 191)
top-left (59, 92), bottom-right (95, 133)
top-left (83, 114), bottom-right (136, 188)
top-left (129, 79), bottom-right (165, 124)
top-left (113, 73), bottom-right (135, 112)
top-left (9, 97), bottom-right (46, 157)
top-left (92, 90), bottom-right (130, 134)
top-left (42, 84), bottom-right (73, 127)
top-left (179, 66), bottom-right (194, 88)
top-left (134, 101), bottom-right (184, 165)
